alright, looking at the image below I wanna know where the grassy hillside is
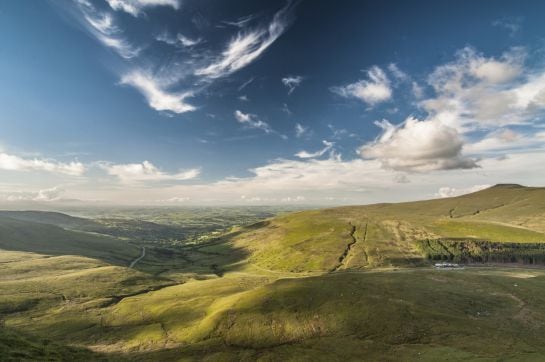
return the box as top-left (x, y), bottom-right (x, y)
top-left (222, 184), bottom-right (545, 272)
top-left (0, 216), bottom-right (140, 265)
top-left (3, 185), bottom-right (545, 360)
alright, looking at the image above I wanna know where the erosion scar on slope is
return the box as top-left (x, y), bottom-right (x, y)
top-left (333, 221), bottom-right (368, 271)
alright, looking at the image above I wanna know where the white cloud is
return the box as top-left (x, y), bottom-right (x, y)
top-left (280, 195), bottom-right (305, 203)
top-left (464, 128), bottom-right (545, 154)
top-left (33, 187), bottom-right (65, 202)
top-left (359, 117), bottom-right (478, 172)
top-left (435, 184), bottom-right (491, 198)
top-left (0, 152), bottom-right (85, 176)
top-left (332, 66), bottom-right (392, 105)
top-left (195, 4), bottom-right (293, 79)
top-left (422, 47), bottom-right (531, 130)
top-left (282, 75), bottom-right (303, 94)
top-left (177, 34), bottom-right (200, 47)
top-left (492, 17), bottom-right (522, 38)
top-left (77, 1), bottom-right (140, 59)
top-left (388, 63), bottom-right (408, 81)
top-left (295, 140), bottom-right (334, 159)
top-left (100, 160), bottom-right (199, 183)
top-left (222, 14), bottom-right (257, 28)
top-left (411, 81), bottom-right (424, 98)
top-left (295, 123), bottom-right (308, 138)
top-left (121, 70), bottom-right (195, 114)
top-left (105, 0), bottom-right (180, 17)
top-left (156, 32), bottom-right (201, 47)
top-left (238, 77), bottom-right (255, 91)
top-left (351, 46), bottom-right (545, 174)
top-left (238, 95), bottom-right (249, 102)
top-left (234, 110), bottom-right (273, 133)
top-left (4, 187), bottom-right (65, 202)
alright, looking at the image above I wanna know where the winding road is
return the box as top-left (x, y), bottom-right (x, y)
top-left (129, 246), bottom-right (146, 268)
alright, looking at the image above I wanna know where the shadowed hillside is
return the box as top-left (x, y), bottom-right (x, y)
top-left (0, 216), bottom-right (140, 265)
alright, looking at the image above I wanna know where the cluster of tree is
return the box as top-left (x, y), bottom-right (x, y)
top-left (416, 238), bottom-right (545, 265)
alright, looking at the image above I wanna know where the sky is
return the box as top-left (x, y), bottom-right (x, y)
top-left (2, 0), bottom-right (545, 206)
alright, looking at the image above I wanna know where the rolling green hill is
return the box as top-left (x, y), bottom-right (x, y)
top-left (0, 216), bottom-right (140, 265)
top-left (223, 184), bottom-right (545, 272)
top-left (3, 185), bottom-right (545, 361)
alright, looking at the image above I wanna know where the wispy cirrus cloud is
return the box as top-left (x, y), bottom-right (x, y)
top-left (196, 3), bottom-right (294, 79)
top-left (234, 110), bottom-right (273, 134)
top-left (120, 70), bottom-right (196, 114)
top-left (68, 1), bottom-right (297, 118)
top-left (295, 140), bottom-right (334, 159)
top-left (492, 16), bottom-right (523, 38)
top-left (221, 14), bottom-right (257, 28)
top-left (105, 0), bottom-right (180, 17)
top-left (156, 32), bottom-right (202, 47)
top-left (76, 0), bottom-right (140, 59)
top-left (294, 123), bottom-right (309, 138)
top-left (282, 75), bottom-right (303, 94)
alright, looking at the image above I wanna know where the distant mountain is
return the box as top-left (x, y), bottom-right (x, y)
top-left (0, 215), bottom-right (140, 265)
top-left (0, 210), bottom-right (100, 230)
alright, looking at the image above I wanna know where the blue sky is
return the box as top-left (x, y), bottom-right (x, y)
top-left (2, 0), bottom-right (545, 205)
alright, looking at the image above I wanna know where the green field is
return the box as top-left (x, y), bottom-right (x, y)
top-left (2, 184), bottom-right (545, 360)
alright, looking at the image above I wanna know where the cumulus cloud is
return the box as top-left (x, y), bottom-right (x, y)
top-left (4, 187), bottom-right (66, 203)
top-left (195, 3), bottom-right (293, 79)
top-left (0, 152), bottom-right (85, 176)
top-left (359, 117), bottom-right (478, 172)
top-left (100, 160), bottom-right (199, 183)
top-left (435, 184), bottom-right (491, 198)
top-left (76, 0), bottom-right (140, 59)
top-left (332, 66), bottom-right (392, 105)
top-left (422, 47), bottom-right (531, 130)
top-left (120, 70), bottom-right (195, 113)
top-left (295, 140), bottom-right (334, 159)
top-left (353, 46), bottom-right (545, 173)
top-left (234, 110), bottom-right (273, 133)
top-left (105, 0), bottom-right (180, 17)
top-left (282, 75), bottom-right (303, 94)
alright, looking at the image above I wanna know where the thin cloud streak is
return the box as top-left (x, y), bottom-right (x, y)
top-left (196, 3), bottom-right (294, 79)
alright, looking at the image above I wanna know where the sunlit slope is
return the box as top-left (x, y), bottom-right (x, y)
top-left (0, 249), bottom-right (173, 359)
top-left (15, 266), bottom-right (544, 361)
top-left (226, 185), bottom-right (545, 272)
top-left (0, 216), bottom-right (140, 264)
